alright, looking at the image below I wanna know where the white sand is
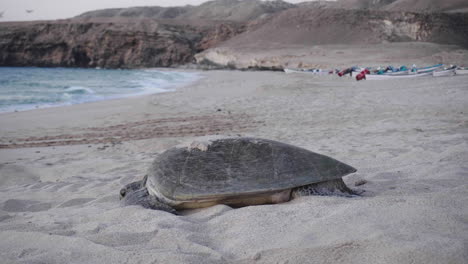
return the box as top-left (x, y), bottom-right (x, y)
top-left (0, 70), bottom-right (467, 264)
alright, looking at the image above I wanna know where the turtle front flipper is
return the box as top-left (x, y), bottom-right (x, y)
top-left (120, 177), bottom-right (177, 214)
top-left (292, 179), bottom-right (358, 198)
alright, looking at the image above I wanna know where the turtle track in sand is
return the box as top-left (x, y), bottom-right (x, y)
top-left (0, 114), bottom-right (262, 149)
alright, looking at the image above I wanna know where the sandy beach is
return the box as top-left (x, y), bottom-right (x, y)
top-left (0, 70), bottom-right (467, 263)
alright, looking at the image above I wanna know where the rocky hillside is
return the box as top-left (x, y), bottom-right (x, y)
top-left (382, 0), bottom-right (468, 13)
top-left (76, 7), bottom-right (191, 20)
top-left (337, 0), bottom-right (468, 12)
top-left (221, 7), bottom-right (468, 47)
top-left (76, 0), bottom-right (295, 22)
top-left (0, 18), bottom-right (244, 68)
top-left (195, 7), bottom-right (468, 69)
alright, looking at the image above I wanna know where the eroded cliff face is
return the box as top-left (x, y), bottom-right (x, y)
top-left (0, 18), bottom-right (244, 68)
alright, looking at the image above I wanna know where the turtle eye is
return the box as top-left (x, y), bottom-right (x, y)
top-left (120, 188), bottom-right (126, 198)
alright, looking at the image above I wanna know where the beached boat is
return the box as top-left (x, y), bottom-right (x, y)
top-left (380, 70), bottom-right (410, 76)
top-left (415, 64), bottom-right (443, 73)
top-left (353, 67), bottom-right (408, 79)
top-left (365, 71), bottom-right (432, 80)
top-left (433, 66), bottom-right (456, 77)
top-left (284, 68), bottom-right (330, 74)
top-left (284, 68), bottom-right (304, 74)
top-left (356, 69), bottom-right (410, 78)
top-left (375, 66), bottom-right (437, 76)
top-left (455, 67), bottom-right (468, 75)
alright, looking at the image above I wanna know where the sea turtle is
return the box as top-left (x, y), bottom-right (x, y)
top-left (120, 137), bottom-right (357, 214)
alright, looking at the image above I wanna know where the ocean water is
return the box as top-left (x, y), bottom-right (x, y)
top-left (0, 67), bottom-right (199, 113)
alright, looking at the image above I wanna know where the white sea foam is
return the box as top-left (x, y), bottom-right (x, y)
top-left (64, 86), bottom-right (96, 94)
top-left (0, 67), bottom-right (201, 113)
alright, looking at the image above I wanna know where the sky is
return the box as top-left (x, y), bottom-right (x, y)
top-left (0, 0), bottom-right (324, 21)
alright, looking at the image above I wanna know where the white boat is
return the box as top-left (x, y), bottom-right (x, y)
top-left (415, 64), bottom-right (443, 73)
top-left (381, 70), bottom-right (410, 76)
top-left (365, 71), bottom-right (432, 80)
top-left (284, 68), bottom-right (303, 74)
top-left (433, 68), bottom-right (456, 77)
top-left (353, 70), bottom-right (407, 77)
top-left (284, 68), bottom-right (330, 74)
top-left (455, 68), bottom-right (468, 75)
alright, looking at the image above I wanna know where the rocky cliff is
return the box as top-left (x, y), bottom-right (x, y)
top-left (0, 0), bottom-right (290, 69)
top-left (0, 18), bottom-right (244, 68)
top-left (332, 0), bottom-right (468, 13)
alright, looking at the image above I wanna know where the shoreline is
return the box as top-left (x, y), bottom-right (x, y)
top-left (0, 67), bottom-right (203, 115)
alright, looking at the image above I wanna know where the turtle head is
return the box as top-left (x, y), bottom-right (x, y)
top-left (119, 188), bottom-right (128, 199)
top-left (120, 175), bottom-right (148, 200)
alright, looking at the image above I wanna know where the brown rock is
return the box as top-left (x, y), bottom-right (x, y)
top-left (0, 18), bottom-right (245, 69)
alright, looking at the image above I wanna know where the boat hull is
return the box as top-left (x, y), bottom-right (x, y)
top-left (416, 64), bottom-right (443, 73)
top-left (433, 69), bottom-right (456, 77)
top-left (365, 71), bottom-right (432, 80)
top-left (455, 69), bottom-right (468, 75)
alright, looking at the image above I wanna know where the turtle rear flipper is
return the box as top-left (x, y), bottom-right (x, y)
top-left (292, 179), bottom-right (358, 198)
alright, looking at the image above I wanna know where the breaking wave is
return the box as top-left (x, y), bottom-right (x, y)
top-left (0, 67), bottom-right (200, 113)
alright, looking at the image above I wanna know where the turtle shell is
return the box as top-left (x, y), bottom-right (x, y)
top-left (146, 137), bottom-right (356, 202)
